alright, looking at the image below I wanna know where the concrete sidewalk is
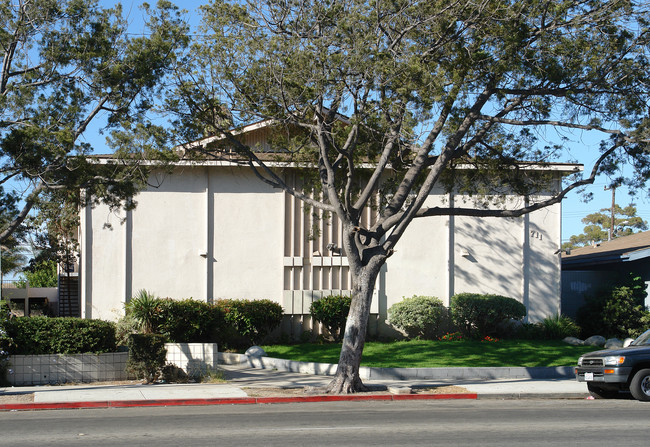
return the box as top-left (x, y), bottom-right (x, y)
top-left (221, 364), bottom-right (590, 398)
top-left (0, 364), bottom-right (590, 411)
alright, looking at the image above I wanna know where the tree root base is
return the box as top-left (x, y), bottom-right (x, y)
top-left (323, 375), bottom-right (369, 394)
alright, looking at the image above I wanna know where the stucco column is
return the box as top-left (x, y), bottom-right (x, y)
top-left (124, 209), bottom-right (133, 304)
top-left (206, 167), bottom-right (214, 302)
top-left (522, 204), bottom-right (530, 322)
top-left (447, 191), bottom-right (455, 303)
top-left (81, 201), bottom-right (93, 319)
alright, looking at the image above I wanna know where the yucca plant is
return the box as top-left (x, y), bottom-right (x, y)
top-left (126, 290), bottom-right (161, 334)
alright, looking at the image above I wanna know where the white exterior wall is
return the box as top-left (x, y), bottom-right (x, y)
top-left (130, 169), bottom-right (207, 301)
top-left (81, 166), bottom-right (284, 320)
top-left (81, 202), bottom-right (127, 319)
top-left (382, 187), bottom-right (451, 312)
top-left (80, 163), bottom-right (563, 328)
top-left (384, 190), bottom-right (562, 323)
top-left (525, 202), bottom-right (562, 320)
top-left (210, 168), bottom-right (284, 302)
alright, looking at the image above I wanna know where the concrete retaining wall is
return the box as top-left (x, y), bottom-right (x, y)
top-left (6, 343), bottom-right (219, 386)
top-left (217, 352), bottom-right (575, 380)
top-left (7, 353), bottom-right (130, 386)
top-left (165, 343), bottom-right (218, 378)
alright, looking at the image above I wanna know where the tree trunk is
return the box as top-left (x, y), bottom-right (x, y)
top-left (325, 264), bottom-right (381, 393)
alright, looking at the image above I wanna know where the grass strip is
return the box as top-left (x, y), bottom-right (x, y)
top-left (261, 340), bottom-right (598, 368)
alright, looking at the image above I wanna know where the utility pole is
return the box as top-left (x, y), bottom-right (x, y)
top-left (604, 184), bottom-right (617, 241)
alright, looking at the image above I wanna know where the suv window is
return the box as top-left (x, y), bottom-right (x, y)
top-left (631, 330), bottom-right (650, 346)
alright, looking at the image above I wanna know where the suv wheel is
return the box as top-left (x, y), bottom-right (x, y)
top-left (630, 368), bottom-right (650, 401)
top-left (587, 383), bottom-right (619, 399)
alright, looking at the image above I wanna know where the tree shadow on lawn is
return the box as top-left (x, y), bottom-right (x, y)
top-left (359, 340), bottom-right (593, 368)
top-left (263, 340), bottom-right (594, 368)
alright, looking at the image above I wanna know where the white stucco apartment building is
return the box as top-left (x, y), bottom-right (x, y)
top-left (77, 125), bottom-right (579, 336)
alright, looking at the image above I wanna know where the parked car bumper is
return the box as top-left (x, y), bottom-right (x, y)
top-left (575, 366), bottom-right (633, 383)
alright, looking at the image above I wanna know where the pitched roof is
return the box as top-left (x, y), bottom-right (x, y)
top-left (562, 231), bottom-right (650, 267)
top-left (90, 119), bottom-right (583, 173)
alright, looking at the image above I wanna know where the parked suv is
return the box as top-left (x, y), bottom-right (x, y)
top-left (575, 329), bottom-right (650, 401)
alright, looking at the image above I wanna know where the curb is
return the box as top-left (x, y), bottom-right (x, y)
top-left (0, 393), bottom-right (478, 411)
top-left (477, 392), bottom-right (589, 400)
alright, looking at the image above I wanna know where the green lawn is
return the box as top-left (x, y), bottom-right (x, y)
top-left (261, 340), bottom-right (599, 368)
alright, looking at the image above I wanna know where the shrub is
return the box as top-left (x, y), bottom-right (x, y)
top-left (309, 294), bottom-right (352, 342)
top-left (161, 363), bottom-right (189, 383)
top-left (215, 299), bottom-right (284, 345)
top-left (126, 333), bottom-right (167, 383)
top-left (154, 299), bottom-right (227, 344)
top-left (538, 314), bottom-right (581, 339)
top-left (115, 312), bottom-right (140, 346)
top-left (576, 273), bottom-right (648, 338)
top-left (630, 311), bottom-right (650, 339)
top-left (0, 301), bottom-right (13, 385)
top-left (512, 322), bottom-right (542, 340)
top-left (388, 295), bottom-right (446, 339)
top-left (4, 317), bottom-right (117, 355)
top-left (514, 314), bottom-right (581, 340)
top-left (125, 296), bottom-right (229, 344)
top-left (450, 293), bottom-right (526, 338)
top-left (125, 295), bottom-right (282, 347)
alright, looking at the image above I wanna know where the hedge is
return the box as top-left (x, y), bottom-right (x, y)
top-left (4, 317), bottom-right (117, 355)
top-left (450, 293), bottom-right (526, 338)
top-left (152, 298), bottom-right (227, 343)
top-left (214, 299), bottom-right (284, 345)
top-left (125, 295), bottom-right (284, 347)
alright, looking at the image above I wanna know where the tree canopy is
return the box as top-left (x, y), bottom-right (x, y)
top-left (0, 184), bottom-right (26, 274)
top-left (0, 0), bottom-right (189, 245)
top-left (172, 0), bottom-right (650, 393)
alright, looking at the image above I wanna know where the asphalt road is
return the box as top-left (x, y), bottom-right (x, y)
top-left (1, 399), bottom-right (649, 446)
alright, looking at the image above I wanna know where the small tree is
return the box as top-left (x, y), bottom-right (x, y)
top-left (16, 260), bottom-right (58, 288)
top-left (564, 204), bottom-right (648, 249)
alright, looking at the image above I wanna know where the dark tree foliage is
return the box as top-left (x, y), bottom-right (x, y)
top-left (0, 0), bottom-right (189, 245)
top-left (172, 0), bottom-right (650, 392)
top-left (577, 274), bottom-right (649, 339)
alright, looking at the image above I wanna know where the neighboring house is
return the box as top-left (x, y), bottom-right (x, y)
top-left (76, 124), bottom-right (578, 336)
top-left (561, 231), bottom-right (650, 318)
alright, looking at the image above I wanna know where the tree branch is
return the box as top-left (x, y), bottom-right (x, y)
top-left (413, 140), bottom-right (620, 221)
top-left (478, 115), bottom-right (646, 143)
top-left (0, 181), bottom-right (45, 244)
